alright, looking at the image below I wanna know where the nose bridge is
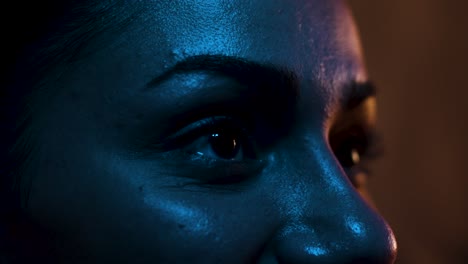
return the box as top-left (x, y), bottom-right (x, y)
top-left (274, 134), bottom-right (358, 219)
top-left (268, 136), bottom-right (397, 263)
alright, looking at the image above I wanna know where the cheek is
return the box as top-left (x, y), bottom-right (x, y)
top-left (27, 148), bottom-right (276, 263)
top-left (109, 159), bottom-right (277, 262)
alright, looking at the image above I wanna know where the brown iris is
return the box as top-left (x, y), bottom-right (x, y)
top-left (208, 131), bottom-right (241, 160)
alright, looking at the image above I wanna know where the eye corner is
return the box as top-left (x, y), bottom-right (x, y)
top-left (328, 120), bottom-right (384, 181)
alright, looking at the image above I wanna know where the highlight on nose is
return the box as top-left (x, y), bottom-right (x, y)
top-left (269, 212), bottom-right (397, 263)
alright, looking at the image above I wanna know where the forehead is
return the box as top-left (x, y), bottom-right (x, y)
top-left (131, 0), bottom-right (363, 71)
top-left (64, 0), bottom-right (366, 116)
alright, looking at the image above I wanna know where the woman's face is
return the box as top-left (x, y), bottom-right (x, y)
top-left (18, 0), bottom-right (396, 263)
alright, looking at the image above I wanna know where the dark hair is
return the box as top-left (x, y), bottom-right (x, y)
top-left (0, 2), bottom-right (143, 262)
top-left (1, 0), bottom-right (141, 207)
top-left (0, 0), bottom-right (145, 248)
top-left (0, 0), bottom-right (67, 216)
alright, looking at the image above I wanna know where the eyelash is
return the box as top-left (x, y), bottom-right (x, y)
top-left (329, 127), bottom-right (383, 186)
top-left (156, 116), bottom-right (254, 153)
top-left (149, 116), bottom-right (263, 185)
top-left (151, 116), bottom-right (380, 186)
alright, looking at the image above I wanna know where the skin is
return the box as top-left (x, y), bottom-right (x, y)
top-left (7, 0), bottom-right (397, 263)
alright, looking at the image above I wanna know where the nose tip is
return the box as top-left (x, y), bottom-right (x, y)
top-left (272, 214), bottom-right (397, 264)
top-left (257, 140), bottom-right (397, 263)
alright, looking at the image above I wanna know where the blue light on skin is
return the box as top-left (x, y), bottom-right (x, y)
top-left (143, 195), bottom-right (211, 234)
top-left (305, 246), bottom-right (329, 257)
top-left (4, 0), bottom-right (397, 263)
top-left (347, 216), bottom-right (366, 238)
top-left (148, 0), bottom-right (251, 61)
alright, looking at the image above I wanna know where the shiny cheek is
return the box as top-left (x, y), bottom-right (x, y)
top-left (90, 157), bottom-right (277, 262)
top-left (22, 90), bottom-right (272, 263)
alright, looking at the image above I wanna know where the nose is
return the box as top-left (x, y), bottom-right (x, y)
top-left (272, 211), bottom-right (396, 264)
top-left (261, 141), bottom-right (397, 264)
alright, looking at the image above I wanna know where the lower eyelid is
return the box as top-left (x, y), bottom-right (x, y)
top-left (159, 151), bottom-right (266, 184)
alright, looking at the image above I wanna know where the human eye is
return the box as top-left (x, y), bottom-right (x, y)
top-left (150, 116), bottom-right (265, 185)
top-left (329, 125), bottom-right (382, 189)
top-left (164, 116), bottom-right (257, 161)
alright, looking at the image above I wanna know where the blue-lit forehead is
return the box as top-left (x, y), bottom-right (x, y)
top-left (138, 0), bottom-right (363, 69)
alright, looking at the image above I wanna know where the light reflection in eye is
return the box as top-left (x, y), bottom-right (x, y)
top-left (351, 149), bottom-right (360, 164)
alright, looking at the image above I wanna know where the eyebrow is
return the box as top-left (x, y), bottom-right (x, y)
top-left (145, 54), bottom-right (375, 111)
top-left (146, 54), bottom-right (299, 93)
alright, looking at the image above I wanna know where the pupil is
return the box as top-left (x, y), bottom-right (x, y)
top-left (209, 132), bottom-right (240, 159)
top-left (336, 144), bottom-right (360, 168)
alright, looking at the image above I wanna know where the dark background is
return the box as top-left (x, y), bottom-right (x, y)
top-left (349, 1), bottom-right (467, 263)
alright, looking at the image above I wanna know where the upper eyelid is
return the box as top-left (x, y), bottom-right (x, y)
top-left (152, 116), bottom-right (251, 150)
top-left (340, 81), bottom-right (377, 111)
top-left (167, 116), bottom-right (236, 139)
top-left (143, 55), bottom-right (300, 124)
